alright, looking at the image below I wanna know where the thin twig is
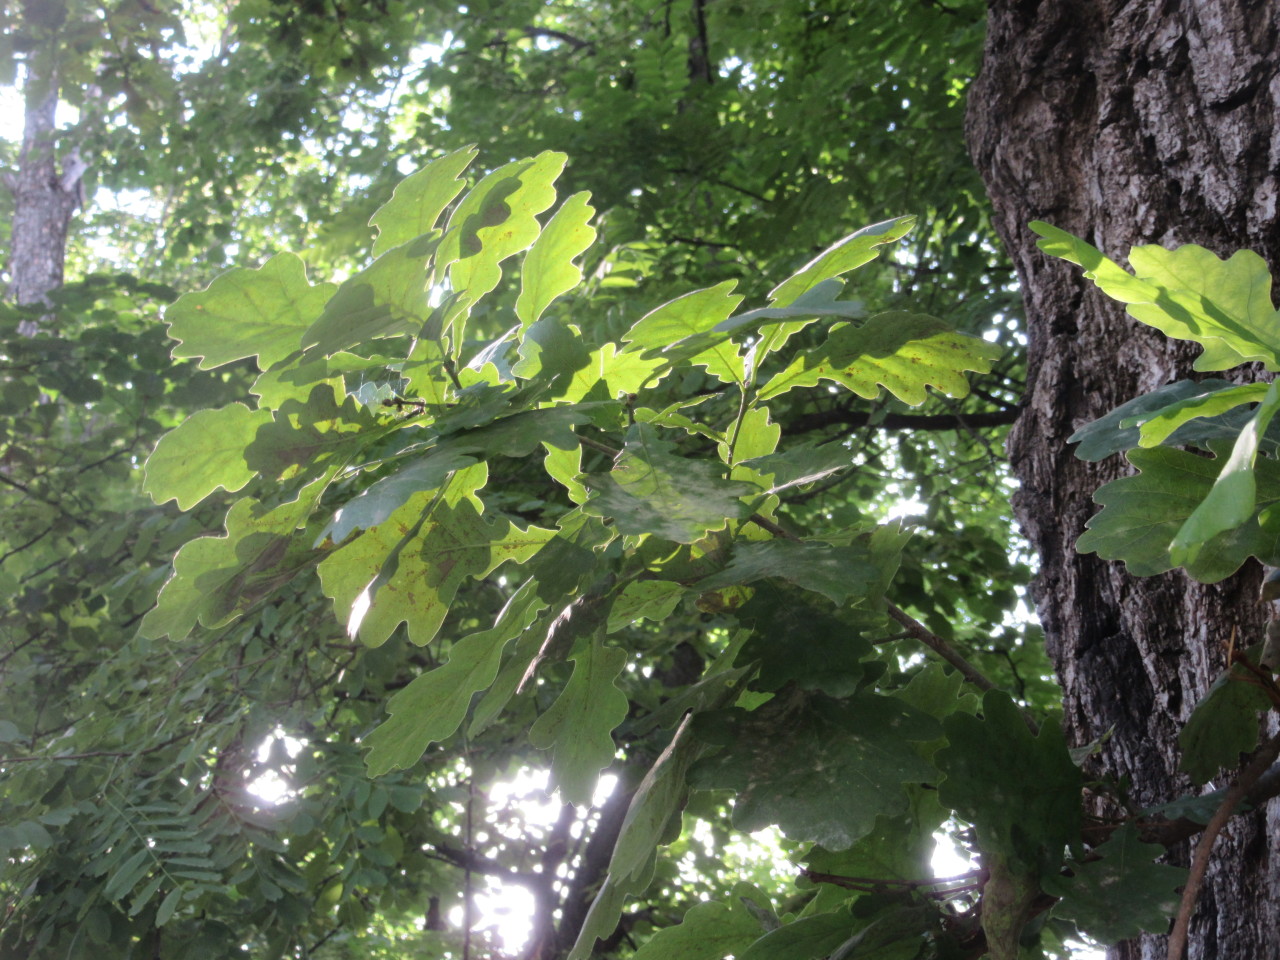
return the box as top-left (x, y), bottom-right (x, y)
top-left (884, 602), bottom-right (1040, 733)
top-left (1167, 730), bottom-right (1280, 960)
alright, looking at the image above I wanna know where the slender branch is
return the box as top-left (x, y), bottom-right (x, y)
top-left (0, 524), bottom-right (53, 565)
top-left (522, 26), bottom-right (595, 52)
top-left (1167, 730), bottom-right (1280, 960)
top-left (578, 435), bottom-right (620, 457)
top-left (789, 407), bottom-right (1020, 435)
top-left (0, 731), bottom-right (189, 765)
top-left (884, 602), bottom-right (998, 695)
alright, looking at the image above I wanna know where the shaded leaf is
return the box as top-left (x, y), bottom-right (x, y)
top-left (140, 477), bottom-right (331, 641)
top-left (1171, 381), bottom-right (1280, 565)
top-left (529, 640), bottom-right (630, 806)
top-left (631, 882), bottom-right (772, 960)
top-left (371, 146), bottom-right (478, 256)
top-left (318, 473), bottom-right (555, 647)
top-left (1076, 445), bottom-right (1280, 583)
top-left (302, 232), bottom-right (441, 357)
top-left (583, 424), bottom-right (756, 543)
top-left (1046, 825), bottom-right (1186, 944)
top-left (690, 686), bottom-right (938, 849)
top-left (1069, 378), bottom-right (1275, 462)
top-left (1178, 655), bottom-right (1273, 784)
top-left (936, 691), bottom-right (1080, 877)
top-left (623, 281), bottom-right (746, 385)
top-left (696, 539), bottom-right (881, 606)
top-left (364, 580), bottom-right (547, 775)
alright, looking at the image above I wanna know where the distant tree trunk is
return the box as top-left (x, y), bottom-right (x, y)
top-left (966, 2), bottom-right (1280, 958)
top-left (5, 55), bottom-right (84, 331)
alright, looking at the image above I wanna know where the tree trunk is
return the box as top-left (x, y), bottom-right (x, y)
top-left (6, 56), bottom-right (83, 331)
top-left (966, 2), bottom-right (1280, 958)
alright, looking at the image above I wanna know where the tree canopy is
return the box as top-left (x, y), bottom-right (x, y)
top-left (3, 3), bottom-right (1279, 960)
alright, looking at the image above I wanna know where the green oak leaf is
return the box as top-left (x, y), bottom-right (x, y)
top-left (516, 190), bottom-right (597, 326)
top-left (1033, 222), bottom-right (1280, 370)
top-left (164, 252), bottom-right (335, 371)
top-left (318, 473), bottom-right (555, 647)
top-left (140, 477), bottom-right (331, 641)
top-left (1132, 382), bottom-right (1270, 449)
top-left (738, 910), bottom-right (856, 960)
top-left (769, 217), bottom-right (915, 307)
top-left (1171, 380), bottom-right (1280, 565)
top-left (244, 384), bottom-right (385, 482)
top-left (937, 692), bottom-right (1079, 960)
top-left (324, 447), bottom-right (481, 547)
top-left (529, 639), bottom-right (630, 806)
top-left (736, 589), bottom-right (874, 696)
top-left (696, 539), bottom-right (881, 606)
top-left (610, 714), bottom-right (703, 883)
top-left (583, 424), bottom-right (756, 543)
top-left (1178, 653), bottom-right (1273, 784)
top-left (804, 790), bottom-right (947, 908)
top-left (1069, 379), bottom-right (1244, 461)
top-left (301, 232), bottom-right (441, 357)
top-left (757, 312), bottom-right (1002, 405)
top-left (569, 715), bottom-right (706, 960)
top-left (144, 403), bottom-right (271, 509)
top-left (631, 882), bottom-right (772, 960)
top-left (1046, 825), bottom-right (1186, 944)
top-left (439, 151), bottom-right (565, 336)
top-left (936, 691), bottom-right (1080, 878)
top-left (723, 406), bottom-right (780, 466)
top-left (606, 580), bottom-right (686, 632)
top-left (321, 406), bottom-right (589, 544)
top-left (738, 441), bottom-right (853, 493)
top-left (1076, 444), bottom-right (1280, 583)
top-left (512, 316), bottom-right (593, 385)
top-left (769, 898), bottom-right (935, 960)
top-left (363, 580), bottom-right (547, 775)
top-left (558, 342), bottom-right (667, 403)
top-left (644, 280), bottom-right (865, 370)
top-left (689, 685), bottom-right (939, 849)
top-left (622, 281), bottom-right (747, 385)
top-left (250, 351), bottom-right (393, 408)
top-left (371, 146), bottom-right (478, 256)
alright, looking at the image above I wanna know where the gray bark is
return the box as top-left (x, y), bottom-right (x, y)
top-left (7, 58), bottom-right (83, 332)
top-left (966, 1), bottom-right (1280, 958)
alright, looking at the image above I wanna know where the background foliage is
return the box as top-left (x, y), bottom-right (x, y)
top-left (9, 2), bottom-right (1275, 959)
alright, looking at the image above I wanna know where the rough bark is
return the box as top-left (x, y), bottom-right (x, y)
top-left (966, 2), bottom-right (1280, 958)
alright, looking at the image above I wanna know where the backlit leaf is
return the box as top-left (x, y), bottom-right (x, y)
top-left (165, 252), bottom-right (334, 370)
top-left (144, 403), bottom-right (271, 509)
top-left (757, 312), bottom-right (1001, 405)
top-left (516, 191), bottom-right (597, 326)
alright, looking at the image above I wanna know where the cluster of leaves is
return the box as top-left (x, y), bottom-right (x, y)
top-left (1036, 224), bottom-right (1280, 790)
top-left (32, 149), bottom-right (1205, 960)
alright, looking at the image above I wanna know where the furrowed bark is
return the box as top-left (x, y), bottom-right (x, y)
top-left (967, 2), bottom-right (1280, 957)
